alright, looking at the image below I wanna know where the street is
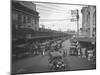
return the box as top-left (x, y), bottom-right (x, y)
top-left (12, 38), bottom-right (95, 74)
top-left (11, 2), bottom-right (96, 75)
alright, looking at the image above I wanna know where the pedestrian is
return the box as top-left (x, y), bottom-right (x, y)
top-left (63, 50), bottom-right (66, 56)
top-left (77, 44), bottom-right (81, 56)
top-left (85, 49), bottom-right (88, 58)
top-left (42, 48), bottom-right (45, 56)
top-left (81, 48), bottom-right (86, 58)
top-left (80, 48), bottom-right (82, 57)
top-left (60, 42), bottom-right (62, 48)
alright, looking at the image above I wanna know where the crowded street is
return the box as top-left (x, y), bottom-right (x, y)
top-left (12, 37), bottom-right (96, 74)
top-left (11, 1), bottom-right (96, 74)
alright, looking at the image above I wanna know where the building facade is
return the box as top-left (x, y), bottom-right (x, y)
top-left (12, 1), bottom-right (39, 39)
top-left (81, 6), bottom-right (96, 38)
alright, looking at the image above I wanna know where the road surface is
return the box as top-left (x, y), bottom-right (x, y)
top-left (12, 38), bottom-right (96, 74)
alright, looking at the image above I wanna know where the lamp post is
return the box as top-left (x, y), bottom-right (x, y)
top-left (71, 9), bottom-right (79, 37)
top-left (76, 9), bottom-right (79, 37)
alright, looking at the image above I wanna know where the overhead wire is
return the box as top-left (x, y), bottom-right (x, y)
top-left (34, 3), bottom-right (71, 14)
top-left (39, 19), bottom-right (71, 22)
top-left (36, 4), bottom-right (69, 12)
top-left (34, 2), bottom-right (75, 23)
top-left (36, 8), bottom-right (69, 13)
top-left (35, 2), bottom-right (64, 8)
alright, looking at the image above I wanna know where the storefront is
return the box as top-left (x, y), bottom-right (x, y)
top-left (75, 37), bottom-right (96, 60)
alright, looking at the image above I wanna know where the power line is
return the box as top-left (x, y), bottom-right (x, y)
top-left (38, 11), bottom-right (61, 14)
top-left (36, 4), bottom-right (69, 12)
top-left (39, 19), bottom-right (71, 22)
top-left (37, 8), bottom-right (68, 13)
top-left (39, 12), bottom-right (70, 17)
top-left (35, 2), bottom-right (63, 8)
top-left (33, 1), bottom-right (88, 7)
top-left (37, 7), bottom-right (68, 13)
top-left (35, 3), bottom-right (70, 13)
top-left (37, 10), bottom-right (69, 14)
top-left (40, 19), bottom-right (69, 20)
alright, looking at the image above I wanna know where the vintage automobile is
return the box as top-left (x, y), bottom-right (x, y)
top-left (69, 46), bottom-right (78, 56)
top-left (49, 60), bottom-right (66, 71)
top-left (48, 51), bottom-right (64, 64)
top-left (48, 53), bottom-right (66, 71)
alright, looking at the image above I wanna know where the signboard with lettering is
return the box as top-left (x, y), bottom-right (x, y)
top-left (70, 9), bottom-right (79, 22)
top-left (71, 10), bottom-right (77, 17)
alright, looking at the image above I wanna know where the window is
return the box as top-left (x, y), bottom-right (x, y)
top-left (35, 18), bottom-right (37, 24)
top-left (27, 16), bottom-right (31, 23)
top-left (12, 12), bottom-right (18, 21)
top-left (93, 28), bottom-right (96, 32)
top-left (23, 15), bottom-right (26, 24)
top-left (32, 18), bottom-right (35, 24)
top-left (35, 18), bottom-right (38, 24)
top-left (18, 13), bottom-right (22, 23)
top-left (93, 11), bottom-right (96, 25)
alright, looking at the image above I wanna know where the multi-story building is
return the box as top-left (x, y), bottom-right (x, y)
top-left (81, 6), bottom-right (96, 38)
top-left (12, 1), bottom-right (39, 39)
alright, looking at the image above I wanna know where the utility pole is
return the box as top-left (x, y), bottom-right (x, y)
top-left (71, 9), bottom-right (79, 37)
top-left (76, 9), bottom-right (79, 37)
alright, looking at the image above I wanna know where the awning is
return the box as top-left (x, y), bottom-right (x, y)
top-left (74, 37), bottom-right (96, 43)
top-left (15, 28), bottom-right (35, 34)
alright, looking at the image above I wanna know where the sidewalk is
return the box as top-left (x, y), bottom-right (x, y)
top-left (62, 38), bottom-right (96, 71)
top-left (12, 54), bottom-right (49, 73)
top-left (64, 56), bottom-right (96, 70)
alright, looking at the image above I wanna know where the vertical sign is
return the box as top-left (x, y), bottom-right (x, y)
top-left (70, 10), bottom-right (77, 22)
top-left (71, 10), bottom-right (77, 17)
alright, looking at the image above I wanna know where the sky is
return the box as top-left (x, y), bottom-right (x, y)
top-left (33, 2), bottom-right (86, 32)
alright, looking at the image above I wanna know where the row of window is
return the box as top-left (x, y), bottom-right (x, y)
top-left (12, 11), bottom-right (38, 25)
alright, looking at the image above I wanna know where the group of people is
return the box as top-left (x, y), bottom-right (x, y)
top-left (70, 38), bottom-right (96, 62)
top-left (46, 38), bottom-right (68, 71)
top-left (28, 37), bottom-right (65, 56)
top-left (12, 37), bottom-right (67, 62)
